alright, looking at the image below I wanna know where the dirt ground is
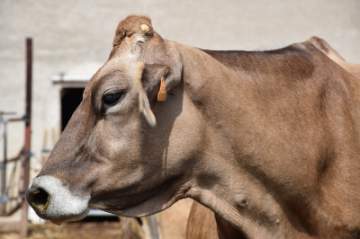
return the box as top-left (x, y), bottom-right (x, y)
top-left (0, 221), bottom-right (125, 239)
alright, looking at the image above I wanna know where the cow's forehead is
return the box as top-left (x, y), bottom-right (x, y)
top-left (97, 57), bottom-right (132, 81)
top-left (83, 57), bottom-right (133, 98)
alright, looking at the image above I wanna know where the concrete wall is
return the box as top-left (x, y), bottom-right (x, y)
top-left (0, 0), bottom-right (359, 201)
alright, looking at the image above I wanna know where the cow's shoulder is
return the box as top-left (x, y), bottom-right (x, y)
top-left (307, 36), bottom-right (346, 62)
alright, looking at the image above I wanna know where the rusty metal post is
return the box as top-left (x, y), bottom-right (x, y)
top-left (20, 37), bottom-right (32, 238)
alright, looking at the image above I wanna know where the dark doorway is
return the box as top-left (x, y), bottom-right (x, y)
top-left (61, 88), bottom-right (84, 131)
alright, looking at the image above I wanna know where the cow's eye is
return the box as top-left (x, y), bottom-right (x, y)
top-left (102, 91), bottom-right (125, 107)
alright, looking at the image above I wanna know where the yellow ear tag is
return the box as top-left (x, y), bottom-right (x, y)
top-left (157, 78), bottom-right (167, 102)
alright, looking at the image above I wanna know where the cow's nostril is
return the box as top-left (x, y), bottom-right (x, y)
top-left (26, 186), bottom-right (50, 212)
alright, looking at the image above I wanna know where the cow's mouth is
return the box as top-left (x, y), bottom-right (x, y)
top-left (89, 175), bottom-right (187, 217)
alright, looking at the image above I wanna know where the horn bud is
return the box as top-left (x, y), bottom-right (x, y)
top-left (140, 24), bottom-right (150, 33)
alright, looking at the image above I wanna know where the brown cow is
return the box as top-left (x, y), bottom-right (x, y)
top-left (27, 15), bottom-right (360, 239)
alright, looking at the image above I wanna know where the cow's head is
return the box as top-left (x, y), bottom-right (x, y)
top-left (26, 16), bottom-right (204, 222)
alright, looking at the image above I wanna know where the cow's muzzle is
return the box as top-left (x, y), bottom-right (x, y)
top-left (26, 175), bottom-right (90, 222)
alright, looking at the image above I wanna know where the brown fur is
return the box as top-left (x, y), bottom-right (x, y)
top-left (28, 16), bottom-right (360, 239)
top-left (112, 15), bottom-right (153, 47)
top-left (188, 37), bottom-right (360, 239)
top-left (309, 36), bottom-right (360, 79)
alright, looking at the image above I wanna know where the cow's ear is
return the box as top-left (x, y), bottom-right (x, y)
top-left (142, 64), bottom-right (171, 102)
top-left (130, 63), bottom-right (166, 127)
top-left (131, 62), bottom-right (178, 127)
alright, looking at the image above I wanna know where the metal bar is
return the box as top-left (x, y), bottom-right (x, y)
top-left (7, 117), bottom-right (25, 123)
top-left (0, 119), bottom-right (8, 215)
top-left (20, 37), bottom-right (32, 238)
top-left (5, 200), bottom-right (22, 216)
top-left (2, 151), bottom-right (23, 164)
top-left (0, 115), bottom-right (23, 215)
top-left (0, 115), bottom-right (4, 214)
top-left (0, 112), bottom-right (16, 116)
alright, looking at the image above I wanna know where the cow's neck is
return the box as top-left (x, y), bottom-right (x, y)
top-left (177, 44), bottom-right (312, 239)
top-left (189, 122), bottom-right (291, 239)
